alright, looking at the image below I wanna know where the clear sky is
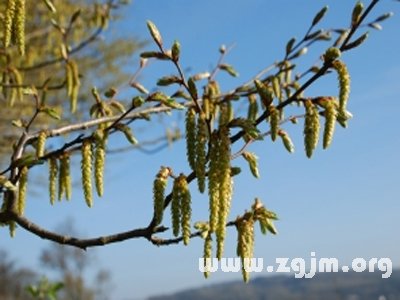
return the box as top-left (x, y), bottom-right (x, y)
top-left (1, 1), bottom-right (399, 300)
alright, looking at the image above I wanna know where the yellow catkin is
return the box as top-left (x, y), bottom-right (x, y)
top-left (323, 99), bottom-right (338, 149)
top-left (9, 221), bottom-right (16, 238)
top-left (272, 76), bottom-right (281, 100)
top-left (203, 234), bottom-right (213, 278)
top-left (208, 131), bottom-right (220, 233)
top-left (36, 131), bottom-right (47, 158)
top-left (208, 81), bottom-right (221, 121)
top-left (332, 60), bottom-right (350, 114)
top-left (9, 67), bottom-right (23, 104)
top-left (171, 178), bottom-right (182, 237)
top-left (81, 140), bottom-right (93, 207)
top-left (17, 166), bottom-right (28, 216)
top-left (58, 155), bottom-right (71, 201)
top-left (58, 156), bottom-right (66, 200)
top-left (14, 0), bottom-right (25, 55)
top-left (185, 108), bottom-right (197, 171)
top-left (202, 95), bottom-right (211, 121)
top-left (218, 102), bottom-right (231, 127)
top-left (48, 157), bottom-right (58, 205)
top-left (304, 100), bottom-right (320, 158)
top-left (9, 85), bottom-right (17, 106)
top-left (216, 126), bottom-right (232, 260)
top-left (207, 125), bottom-right (233, 259)
top-left (195, 114), bottom-right (207, 193)
top-left (4, 0), bottom-right (16, 48)
top-left (67, 60), bottom-right (80, 113)
top-left (179, 175), bottom-right (191, 245)
top-left (94, 136), bottom-right (107, 197)
top-left (66, 62), bottom-right (74, 98)
top-left (247, 94), bottom-right (258, 121)
top-left (269, 105), bottom-right (280, 141)
top-left (236, 218), bottom-right (254, 283)
top-left (153, 167), bottom-right (170, 226)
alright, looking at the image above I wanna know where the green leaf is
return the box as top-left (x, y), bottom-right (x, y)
top-left (11, 119), bottom-right (24, 128)
top-left (149, 91), bottom-right (168, 102)
top-left (0, 176), bottom-right (17, 191)
top-left (41, 107), bottom-right (61, 120)
top-left (242, 152), bottom-right (260, 178)
top-left (116, 124), bottom-right (138, 145)
top-left (164, 98), bottom-right (185, 109)
top-left (219, 64), bottom-right (239, 77)
top-left (171, 90), bottom-right (191, 100)
top-left (110, 101), bottom-right (126, 113)
top-left (157, 75), bottom-right (182, 86)
top-left (140, 51), bottom-right (170, 60)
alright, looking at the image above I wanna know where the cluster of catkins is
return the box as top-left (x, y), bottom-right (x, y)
top-left (150, 45), bottom-right (350, 282)
top-left (4, 0), bottom-right (25, 55)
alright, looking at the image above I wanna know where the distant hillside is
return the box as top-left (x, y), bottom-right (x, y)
top-left (148, 270), bottom-right (400, 300)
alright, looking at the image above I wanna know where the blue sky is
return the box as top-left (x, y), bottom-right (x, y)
top-left (1, 1), bottom-right (399, 299)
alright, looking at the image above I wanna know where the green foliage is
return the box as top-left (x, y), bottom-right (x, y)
top-left (26, 277), bottom-right (64, 300)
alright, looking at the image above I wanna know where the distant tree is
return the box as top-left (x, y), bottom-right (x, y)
top-left (0, 0), bottom-right (144, 164)
top-left (39, 220), bottom-right (112, 300)
top-left (0, 221), bottom-right (111, 300)
top-left (0, 0), bottom-right (396, 283)
top-left (0, 249), bottom-right (36, 299)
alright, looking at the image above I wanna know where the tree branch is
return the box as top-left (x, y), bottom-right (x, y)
top-left (0, 210), bottom-right (168, 250)
top-left (0, 0), bottom-right (384, 250)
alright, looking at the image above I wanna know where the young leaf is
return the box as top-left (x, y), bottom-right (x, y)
top-left (219, 64), bottom-right (239, 77)
top-left (157, 75), bottom-right (182, 86)
top-left (140, 51), bottom-right (170, 60)
top-left (342, 32), bottom-right (368, 51)
top-left (41, 107), bottom-right (61, 120)
top-left (285, 38), bottom-right (296, 55)
top-left (373, 12), bottom-right (394, 23)
top-left (187, 77), bottom-right (198, 100)
top-left (130, 82), bottom-right (149, 94)
top-left (312, 6), bottom-right (328, 27)
top-left (351, 1), bottom-right (364, 27)
top-left (171, 40), bottom-right (180, 61)
top-left (146, 20), bottom-right (163, 48)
